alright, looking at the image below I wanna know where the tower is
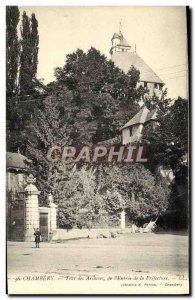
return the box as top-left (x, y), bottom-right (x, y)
top-left (110, 31), bottom-right (131, 56)
top-left (110, 30), bottom-right (164, 98)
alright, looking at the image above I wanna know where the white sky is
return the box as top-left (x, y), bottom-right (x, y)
top-left (19, 6), bottom-right (188, 99)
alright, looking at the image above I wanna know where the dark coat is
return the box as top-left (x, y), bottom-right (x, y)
top-left (34, 231), bottom-right (41, 243)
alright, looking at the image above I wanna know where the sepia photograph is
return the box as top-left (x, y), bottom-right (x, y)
top-left (6, 6), bottom-right (189, 295)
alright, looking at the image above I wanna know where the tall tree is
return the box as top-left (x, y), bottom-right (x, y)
top-left (19, 11), bottom-right (39, 98)
top-left (19, 12), bottom-right (31, 96)
top-left (26, 93), bottom-right (72, 199)
top-left (7, 10), bottom-right (40, 152)
top-left (54, 48), bottom-right (146, 144)
top-left (142, 97), bottom-right (188, 228)
top-left (6, 6), bottom-right (21, 152)
top-left (30, 13), bottom-right (39, 78)
top-left (143, 97), bottom-right (188, 173)
top-left (6, 6), bottom-right (20, 97)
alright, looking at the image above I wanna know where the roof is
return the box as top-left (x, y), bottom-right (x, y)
top-left (6, 152), bottom-right (31, 170)
top-left (118, 35), bottom-right (130, 47)
top-left (122, 106), bottom-right (157, 129)
top-left (111, 32), bottom-right (121, 40)
top-left (111, 32), bottom-right (130, 48)
top-left (112, 51), bottom-right (164, 84)
top-left (145, 109), bottom-right (157, 123)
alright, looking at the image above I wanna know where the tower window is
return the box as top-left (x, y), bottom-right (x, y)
top-left (129, 127), bottom-right (133, 137)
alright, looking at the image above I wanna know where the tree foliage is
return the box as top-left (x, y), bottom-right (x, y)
top-left (19, 11), bottom-right (39, 98)
top-left (143, 97), bottom-right (188, 174)
top-left (53, 162), bottom-right (169, 229)
top-left (24, 46), bottom-right (172, 228)
top-left (57, 166), bottom-right (104, 229)
top-left (26, 95), bottom-right (71, 195)
top-left (6, 8), bottom-right (41, 152)
top-left (143, 97), bottom-right (188, 228)
top-left (99, 164), bottom-right (169, 224)
top-left (53, 48), bottom-right (145, 144)
top-left (6, 6), bottom-right (20, 97)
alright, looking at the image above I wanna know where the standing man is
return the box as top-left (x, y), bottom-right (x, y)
top-left (34, 228), bottom-right (41, 248)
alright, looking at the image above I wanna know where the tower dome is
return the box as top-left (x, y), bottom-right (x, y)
top-left (110, 31), bottom-right (131, 55)
top-left (111, 32), bottom-right (121, 47)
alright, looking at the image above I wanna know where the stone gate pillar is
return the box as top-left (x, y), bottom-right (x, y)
top-left (49, 194), bottom-right (57, 232)
top-left (50, 203), bottom-right (57, 232)
top-left (24, 175), bottom-right (40, 241)
top-left (120, 210), bottom-right (126, 230)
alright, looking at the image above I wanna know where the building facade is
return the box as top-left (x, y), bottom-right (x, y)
top-left (121, 106), bottom-right (157, 145)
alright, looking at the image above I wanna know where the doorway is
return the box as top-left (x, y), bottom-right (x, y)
top-left (39, 212), bottom-right (48, 241)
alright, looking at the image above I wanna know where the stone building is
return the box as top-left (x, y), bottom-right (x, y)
top-left (110, 31), bottom-right (164, 99)
top-left (121, 106), bottom-right (157, 145)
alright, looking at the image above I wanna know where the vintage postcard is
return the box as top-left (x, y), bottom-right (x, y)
top-left (6, 6), bottom-right (190, 295)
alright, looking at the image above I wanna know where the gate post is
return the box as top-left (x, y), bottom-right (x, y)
top-left (49, 194), bottom-right (57, 234)
top-left (120, 210), bottom-right (126, 230)
top-left (24, 175), bottom-right (40, 241)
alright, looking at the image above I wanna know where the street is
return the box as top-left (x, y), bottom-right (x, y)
top-left (7, 232), bottom-right (188, 277)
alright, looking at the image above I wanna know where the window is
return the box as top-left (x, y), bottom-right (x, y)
top-left (154, 83), bottom-right (158, 89)
top-left (144, 82), bottom-right (147, 88)
top-left (129, 127), bottom-right (133, 137)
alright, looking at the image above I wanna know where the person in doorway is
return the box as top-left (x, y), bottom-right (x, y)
top-left (34, 228), bottom-right (41, 248)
